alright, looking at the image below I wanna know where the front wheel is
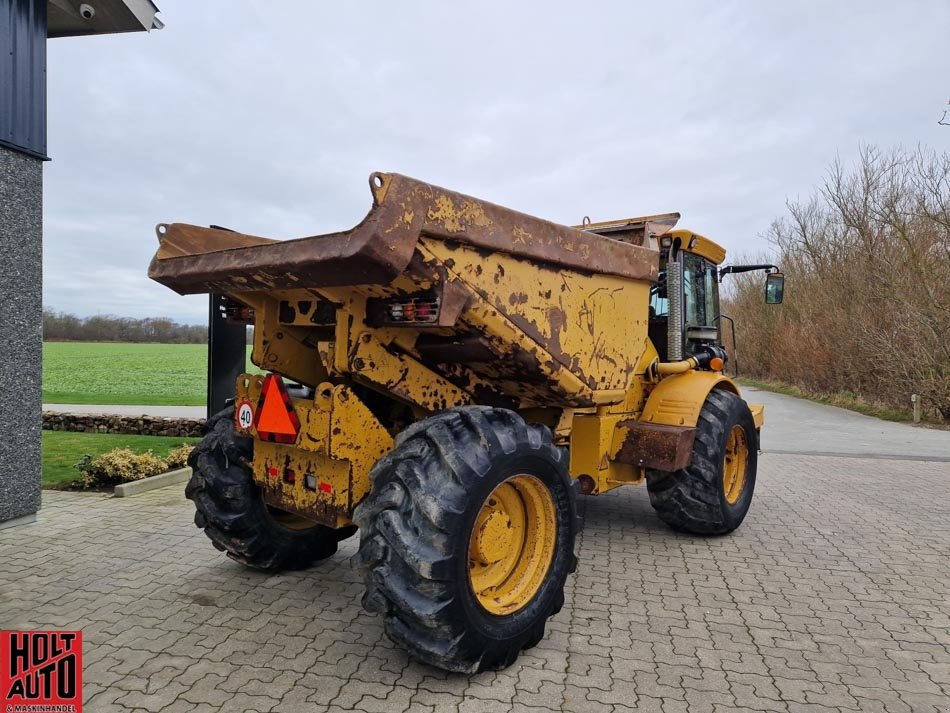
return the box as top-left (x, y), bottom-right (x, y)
top-left (352, 406), bottom-right (579, 673)
top-left (646, 389), bottom-right (757, 535)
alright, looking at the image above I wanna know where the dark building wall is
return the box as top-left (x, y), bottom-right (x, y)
top-left (0, 0), bottom-right (48, 159)
top-left (0, 145), bottom-right (42, 524)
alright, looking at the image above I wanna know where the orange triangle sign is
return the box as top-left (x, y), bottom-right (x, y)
top-left (254, 374), bottom-right (300, 443)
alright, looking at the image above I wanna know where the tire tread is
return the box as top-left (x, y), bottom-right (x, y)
top-left (353, 406), bottom-right (576, 673)
top-left (646, 389), bottom-right (757, 535)
top-left (186, 407), bottom-right (347, 571)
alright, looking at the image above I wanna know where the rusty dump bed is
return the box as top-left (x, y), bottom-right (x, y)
top-left (148, 172), bottom-right (662, 294)
top-left (149, 172), bottom-right (679, 411)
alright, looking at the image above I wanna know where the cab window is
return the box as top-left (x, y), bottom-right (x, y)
top-left (683, 252), bottom-right (718, 327)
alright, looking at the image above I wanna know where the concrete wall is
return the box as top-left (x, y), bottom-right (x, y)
top-left (0, 145), bottom-right (42, 527)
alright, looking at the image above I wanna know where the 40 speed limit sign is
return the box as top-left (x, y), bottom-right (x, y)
top-left (235, 400), bottom-right (254, 432)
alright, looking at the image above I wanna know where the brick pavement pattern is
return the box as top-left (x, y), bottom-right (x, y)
top-left (1, 453), bottom-right (948, 713)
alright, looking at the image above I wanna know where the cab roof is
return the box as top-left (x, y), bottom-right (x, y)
top-left (667, 229), bottom-right (727, 265)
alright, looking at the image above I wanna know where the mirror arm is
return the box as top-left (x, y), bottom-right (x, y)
top-left (718, 264), bottom-right (780, 282)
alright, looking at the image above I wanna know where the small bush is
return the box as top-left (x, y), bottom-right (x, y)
top-left (165, 444), bottom-right (195, 469)
top-left (74, 444), bottom-right (193, 489)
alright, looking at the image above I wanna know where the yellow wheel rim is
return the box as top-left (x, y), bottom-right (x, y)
top-left (468, 474), bottom-right (557, 616)
top-left (722, 425), bottom-right (749, 505)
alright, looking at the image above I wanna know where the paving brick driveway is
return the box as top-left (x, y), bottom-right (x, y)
top-left (1, 452), bottom-right (948, 713)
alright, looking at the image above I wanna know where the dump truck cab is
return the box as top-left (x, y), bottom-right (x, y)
top-left (579, 219), bottom-right (728, 364)
top-left (150, 172), bottom-right (775, 673)
top-left (650, 229), bottom-right (726, 361)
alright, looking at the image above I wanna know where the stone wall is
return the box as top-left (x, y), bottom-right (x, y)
top-left (0, 146), bottom-right (43, 525)
top-left (43, 412), bottom-right (206, 438)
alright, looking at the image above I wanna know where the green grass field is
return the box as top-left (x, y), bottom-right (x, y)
top-left (44, 342), bottom-right (207, 405)
top-left (42, 431), bottom-right (200, 488)
top-left (43, 342), bottom-right (255, 406)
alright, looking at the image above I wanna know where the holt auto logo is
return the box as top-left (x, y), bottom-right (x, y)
top-left (1, 631), bottom-right (82, 713)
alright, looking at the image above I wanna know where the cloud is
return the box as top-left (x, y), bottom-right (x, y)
top-left (43, 1), bottom-right (950, 322)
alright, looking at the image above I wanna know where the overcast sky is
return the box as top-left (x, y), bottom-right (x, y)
top-left (43, 1), bottom-right (949, 323)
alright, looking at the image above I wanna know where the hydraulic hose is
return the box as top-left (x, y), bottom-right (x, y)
top-left (655, 345), bottom-right (728, 376)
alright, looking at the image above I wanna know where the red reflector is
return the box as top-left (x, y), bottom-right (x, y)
top-left (319, 481), bottom-right (332, 494)
top-left (253, 374), bottom-right (301, 444)
top-left (267, 467), bottom-right (279, 478)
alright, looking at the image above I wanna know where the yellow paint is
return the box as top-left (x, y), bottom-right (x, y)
top-left (420, 238), bottom-right (651, 401)
top-left (641, 371), bottom-right (739, 427)
top-left (426, 195), bottom-right (492, 233)
top-left (667, 229), bottom-right (727, 265)
top-left (512, 226), bottom-right (531, 244)
top-left (569, 411), bottom-right (643, 493)
top-left (656, 358), bottom-right (701, 375)
top-left (333, 295), bottom-right (363, 375)
top-left (468, 474), bottom-right (556, 616)
top-left (250, 297), bottom-right (329, 387)
top-left (448, 291), bottom-right (595, 405)
top-left (749, 403), bottom-right (765, 429)
top-left (219, 184), bottom-right (759, 520)
top-left (316, 341), bottom-right (338, 376)
top-left (610, 340), bottom-right (658, 415)
top-left (350, 334), bottom-right (473, 412)
top-left (723, 424), bottom-right (748, 504)
top-left (236, 374), bottom-right (394, 528)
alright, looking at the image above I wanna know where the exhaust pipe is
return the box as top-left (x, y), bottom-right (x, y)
top-left (666, 260), bottom-right (683, 361)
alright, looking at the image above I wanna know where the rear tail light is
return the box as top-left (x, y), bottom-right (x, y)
top-left (386, 296), bottom-right (440, 324)
top-left (218, 296), bottom-right (255, 324)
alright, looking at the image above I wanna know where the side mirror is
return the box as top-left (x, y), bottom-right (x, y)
top-left (765, 272), bottom-right (785, 304)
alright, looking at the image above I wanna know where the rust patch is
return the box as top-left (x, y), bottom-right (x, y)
top-left (261, 487), bottom-right (348, 528)
top-left (613, 421), bottom-right (696, 472)
top-left (150, 172), bottom-right (659, 295)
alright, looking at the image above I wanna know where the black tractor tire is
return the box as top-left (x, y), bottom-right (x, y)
top-left (352, 406), bottom-right (579, 673)
top-left (186, 406), bottom-right (352, 571)
top-left (646, 389), bottom-right (757, 535)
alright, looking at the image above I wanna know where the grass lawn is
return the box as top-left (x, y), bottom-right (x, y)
top-left (42, 431), bottom-right (200, 488)
top-left (43, 342), bottom-right (255, 406)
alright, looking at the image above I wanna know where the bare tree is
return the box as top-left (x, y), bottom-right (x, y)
top-left (43, 309), bottom-right (207, 343)
top-left (723, 146), bottom-right (950, 421)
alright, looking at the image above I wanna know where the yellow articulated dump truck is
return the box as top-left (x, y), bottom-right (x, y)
top-left (149, 172), bottom-right (782, 673)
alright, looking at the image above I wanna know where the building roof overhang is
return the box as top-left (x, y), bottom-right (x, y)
top-left (47, 0), bottom-right (162, 38)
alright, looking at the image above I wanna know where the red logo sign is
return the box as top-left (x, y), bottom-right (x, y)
top-left (1, 631), bottom-right (82, 712)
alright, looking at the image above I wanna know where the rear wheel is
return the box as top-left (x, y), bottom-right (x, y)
top-left (352, 406), bottom-right (579, 673)
top-left (646, 389), bottom-right (757, 535)
top-left (186, 407), bottom-right (352, 571)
